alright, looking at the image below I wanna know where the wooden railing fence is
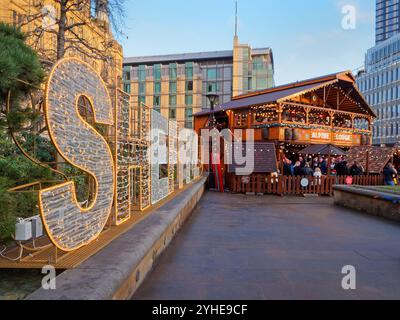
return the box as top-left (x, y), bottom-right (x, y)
top-left (229, 174), bottom-right (385, 196)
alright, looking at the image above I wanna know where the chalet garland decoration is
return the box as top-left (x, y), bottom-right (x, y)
top-left (253, 123), bottom-right (372, 136)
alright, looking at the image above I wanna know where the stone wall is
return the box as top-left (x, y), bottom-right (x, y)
top-left (334, 185), bottom-right (400, 222)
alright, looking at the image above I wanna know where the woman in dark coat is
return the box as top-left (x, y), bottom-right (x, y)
top-left (301, 163), bottom-right (314, 176)
top-left (349, 161), bottom-right (363, 176)
top-left (293, 161), bottom-right (302, 176)
top-left (383, 163), bottom-right (398, 186)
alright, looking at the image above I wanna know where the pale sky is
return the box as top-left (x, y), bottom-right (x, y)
top-left (120, 0), bottom-right (375, 85)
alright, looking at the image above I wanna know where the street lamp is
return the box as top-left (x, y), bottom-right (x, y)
top-left (206, 93), bottom-right (219, 111)
top-left (206, 94), bottom-right (219, 190)
top-left (206, 93), bottom-right (219, 128)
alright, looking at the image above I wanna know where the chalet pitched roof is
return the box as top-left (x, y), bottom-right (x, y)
top-left (346, 146), bottom-right (396, 173)
top-left (228, 142), bottom-right (277, 174)
top-left (195, 71), bottom-right (375, 117)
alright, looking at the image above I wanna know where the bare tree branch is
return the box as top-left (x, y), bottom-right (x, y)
top-left (15, 0), bottom-right (125, 66)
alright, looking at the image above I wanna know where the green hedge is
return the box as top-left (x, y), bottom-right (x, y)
top-left (0, 23), bottom-right (48, 244)
top-left (0, 133), bottom-right (54, 243)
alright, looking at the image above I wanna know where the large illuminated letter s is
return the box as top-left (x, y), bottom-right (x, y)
top-left (39, 58), bottom-right (115, 251)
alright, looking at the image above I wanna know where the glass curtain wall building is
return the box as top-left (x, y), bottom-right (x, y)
top-left (376, 0), bottom-right (400, 44)
top-left (123, 38), bottom-right (274, 129)
top-left (357, 0), bottom-right (400, 145)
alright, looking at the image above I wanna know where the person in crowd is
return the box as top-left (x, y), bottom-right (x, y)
top-left (312, 156), bottom-right (319, 170)
top-left (313, 167), bottom-right (323, 185)
top-left (301, 163), bottom-right (314, 176)
top-left (349, 161), bottom-right (364, 176)
top-left (298, 156), bottom-right (306, 168)
top-left (270, 172), bottom-right (279, 184)
top-left (283, 159), bottom-right (293, 176)
top-left (314, 167), bottom-right (322, 178)
top-left (319, 157), bottom-right (328, 175)
top-left (330, 158), bottom-right (337, 175)
top-left (334, 157), bottom-right (348, 176)
top-left (293, 161), bottom-right (302, 176)
top-left (383, 163), bottom-right (398, 186)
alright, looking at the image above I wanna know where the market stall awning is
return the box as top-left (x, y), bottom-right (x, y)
top-left (298, 144), bottom-right (346, 156)
top-left (347, 146), bottom-right (395, 173)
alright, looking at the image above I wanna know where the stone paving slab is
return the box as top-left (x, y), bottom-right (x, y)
top-left (133, 192), bottom-right (400, 300)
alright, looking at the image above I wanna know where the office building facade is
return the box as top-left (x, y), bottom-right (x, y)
top-left (376, 0), bottom-right (400, 44)
top-left (357, 0), bottom-right (400, 145)
top-left (123, 37), bottom-right (274, 128)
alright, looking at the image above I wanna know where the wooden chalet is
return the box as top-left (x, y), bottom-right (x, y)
top-left (194, 71), bottom-right (377, 194)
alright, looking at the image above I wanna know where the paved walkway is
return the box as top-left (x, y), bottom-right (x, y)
top-left (133, 192), bottom-right (400, 300)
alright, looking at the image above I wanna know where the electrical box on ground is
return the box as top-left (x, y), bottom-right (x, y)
top-left (15, 220), bottom-right (32, 241)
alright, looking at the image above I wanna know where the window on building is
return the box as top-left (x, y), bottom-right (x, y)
top-left (139, 96), bottom-right (146, 106)
top-left (248, 77), bottom-right (252, 90)
top-left (252, 56), bottom-right (265, 70)
top-left (169, 81), bottom-right (177, 94)
top-left (185, 95), bottom-right (193, 106)
top-left (207, 82), bottom-right (218, 93)
top-left (169, 63), bottom-right (177, 80)
top-left (242, 48), bottom-right (250, 60)
top-left (124, 70), bottom-right (131, 81)
top-left (12, 11), bottom-right (23, 26)
top-left (154, 64), bottom-right (162, 81)
top-left (169, 107), bottom-right (176, 119)
top-left (186, 80), bottom-right (193, 92)
top-left (154, 82), bottom-right (161, 94)
top-left (185, 108), bottom-right (193, 129)
top-left (124, 83), bottom-right (131, 94)
top-left (255, 77), bottom-right (267, 90)
top-left (154, 96), bottom-right (161, 106)
top-left (139, 82), bottom-right (146, 95)
top-left (138, 65), bottom-right (146, 81)
top-left (185, 122), bottom-right (193, 129)
top-left (169, 95), bottom-right (176, 107)
top-left (207, 68), bottom-right (217, 80)
top-left (185, 62), bottom-right (194, 79)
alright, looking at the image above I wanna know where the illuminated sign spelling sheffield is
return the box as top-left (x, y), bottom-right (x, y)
top-left (38, 58), bottom-right (199, 252)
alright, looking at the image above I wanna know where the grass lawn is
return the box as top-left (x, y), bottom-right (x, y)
top-left (365, 185), bottom-right (400, 195)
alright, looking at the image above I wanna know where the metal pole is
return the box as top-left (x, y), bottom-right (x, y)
top-left (208, 100), bottom-right (214, 177)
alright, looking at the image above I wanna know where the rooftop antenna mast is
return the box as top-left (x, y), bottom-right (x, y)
top-left (235, 0), bottom-right (238, 38)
